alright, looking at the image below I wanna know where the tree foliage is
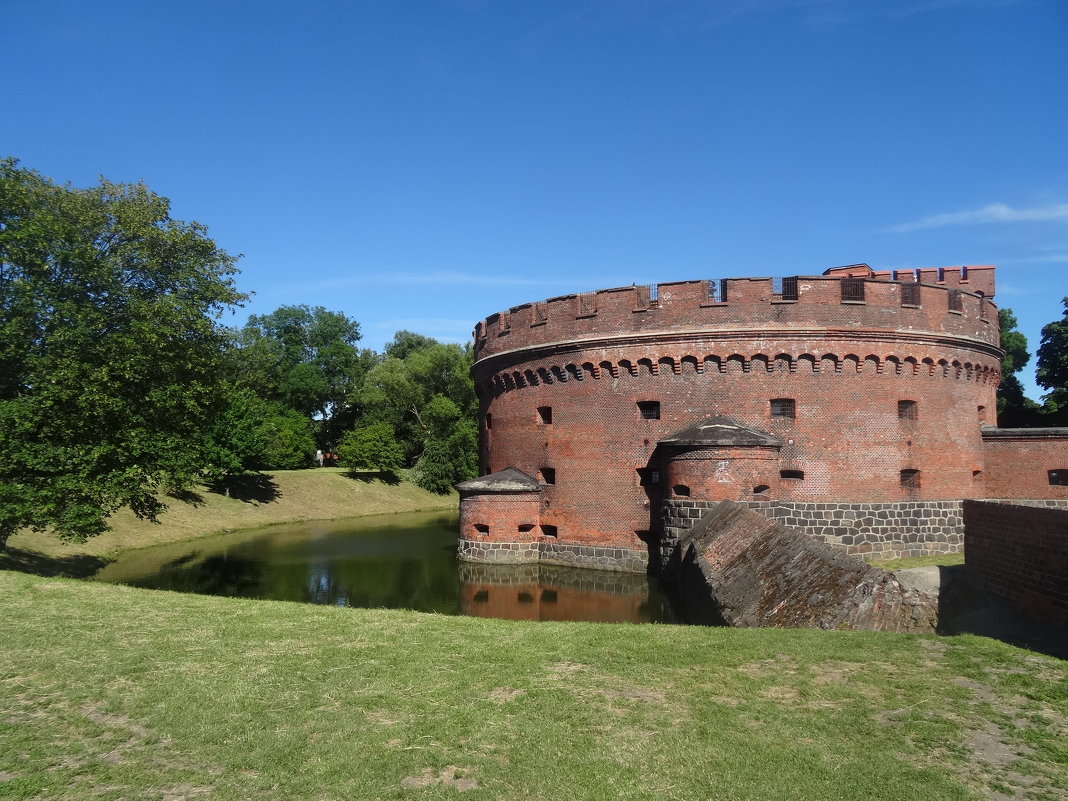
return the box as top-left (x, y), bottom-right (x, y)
top-left (996, 308), bottom-right (1041, 426)
top-left (1036, 297), bottom-right (1068, 420)
top-left (232, 305), bottom-right (373, 446)
top-left (0, 159), bottom-right (245, 546)
top-left (356, 340), bottom-right (477, 492)
top-left (337, 422), bottom-right (405, 475)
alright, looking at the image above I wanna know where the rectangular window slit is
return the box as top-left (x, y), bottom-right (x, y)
top-left (898, 400), bottom-right (918, 420)
top-left (637, 400), bottom-right (661, 419)
top-left (900, 282), bottom-right (920, 306)
top-left (771, 398), bottom-right (796, 418)
top-left (841, 278), bottom-right (866, 303)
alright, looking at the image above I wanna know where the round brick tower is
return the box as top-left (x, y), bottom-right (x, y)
top-left (460, 266), bottom-right (1002, 571)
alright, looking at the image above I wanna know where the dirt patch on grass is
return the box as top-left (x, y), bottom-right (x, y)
top-left (547, 661), bottom-right (587, 676)
top-left (489, 687), bottom-right (526, 704)
top-left (401, 766), bottom-right (478, 791)
top-left (736, 655), bottom-right (799, 678)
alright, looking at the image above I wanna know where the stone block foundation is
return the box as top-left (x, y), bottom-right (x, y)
top-left (458, 537), bottom-right (648, 573)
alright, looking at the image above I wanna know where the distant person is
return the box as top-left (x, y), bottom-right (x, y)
top-left (315, 449), bottom-right (324, 467)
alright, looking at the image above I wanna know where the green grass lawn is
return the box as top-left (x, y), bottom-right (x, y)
top-left (1, 571), bottom-right (1065, 800)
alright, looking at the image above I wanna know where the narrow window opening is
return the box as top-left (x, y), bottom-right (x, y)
top-left (1048, 470), bottom-right (1068, 486)
top-left (673, 484), bottom-right (691, 497)
top-left (780, 470), bottom-right (805, 480)
top-left (517, 523), bottom-right (535, 533)
top-left (636, 468), bottom-right (660, 486)
top-left (977, 405), bottom-right (986, 423)
top-left (901, 469), bottom-right (921, 489)
top-left (474, 523), bottom-right (490, 536)
top-left (972, 470), bottom-right (982, 478)
top-left (948, 289), bottom-right (964, 312)
top-left (898, 400), bottom-right (918, 420)
top-left (485, 413), bottom-right (492, 429)
top-left (773, 276), bottom-right (799, 300)
top-left (541, 589), bottom-right (558, 603)
top-left (537, 406), bottom-right (552, 424)
top-left (649, 283), bottom-right (659, 302)
top-left (517, 591), bottom-right (534, 604)
top-left (473, 590), bottom-right (489, 602)
top-left (841, 278), bottom-right (866, 303)
top-left (637, 400), bottom-right (661, 420)
top-left (539, 467), bottom-right (556, 485)
top-left (753, 484), bottom-right (771, 494)
top-left (770, 398), bottom-right (796, 419)
top-left (900, 282), bottom-right (921, 306)
top-left (540, 524), bottom-right (558, 538)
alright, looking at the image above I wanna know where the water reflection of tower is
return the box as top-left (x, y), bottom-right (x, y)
top-left (457, 562), bottom-right (664, 623)
top-left (306, 562), bottom-right (347, 606)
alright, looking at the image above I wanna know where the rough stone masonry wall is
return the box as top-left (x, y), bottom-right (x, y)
top-left (963, 500), bottom-right (1068, 626)
top-left (661, 498), bottom-right (964, 567)
top-left (457, 538), bottom-right (648, 573)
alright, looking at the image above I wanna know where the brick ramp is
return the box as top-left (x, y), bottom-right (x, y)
top-left (672, 500), bottom-right (938, 631)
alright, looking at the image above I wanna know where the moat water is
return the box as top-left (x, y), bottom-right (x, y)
top-left (92, 511), bottom-right (679, 624)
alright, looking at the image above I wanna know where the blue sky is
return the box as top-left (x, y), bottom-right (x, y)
top-left (3, 0), bottom-right (1066, 399)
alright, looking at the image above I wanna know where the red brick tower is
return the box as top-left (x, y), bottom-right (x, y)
top-left (460, 266), bottom-right (1003, 571)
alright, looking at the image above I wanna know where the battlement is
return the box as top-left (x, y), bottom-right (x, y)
top-left (473, 268), bottom-right (999, 363)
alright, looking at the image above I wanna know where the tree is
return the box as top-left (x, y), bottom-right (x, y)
top-left (996, 308), bottom-right (1041, 426)
top-left (1036, 297), bottom-right (1068, 420)
top-left (204, 387), bottom-right (317, 475)
top-left (337, 422), bottom-right (405, 475)
top-left (0, 160), bottom-right (245, 548)
top-left (234, 305), bottom-right (371, 446)
top-left (354, 338), bottom-right (478, 493)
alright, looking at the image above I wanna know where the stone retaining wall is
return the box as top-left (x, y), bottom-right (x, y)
top-left (458, 537), bottom-right (648, 573)
top-left (661, 498), bottom-right (965, 567)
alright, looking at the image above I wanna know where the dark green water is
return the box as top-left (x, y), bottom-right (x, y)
top-left (92, 511), bottom-right (678, 623)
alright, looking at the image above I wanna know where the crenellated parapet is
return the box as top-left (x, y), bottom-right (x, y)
top-left (473, 269), bottom-right (998, 364)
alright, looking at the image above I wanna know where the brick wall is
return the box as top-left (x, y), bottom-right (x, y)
top-left (470, 271), bottom-right (1006, 557)
top-left (982, 431), bottom-right (1068, 499)
top-left (964, 500), bottom-right (1068, 626)
top-left (476, 341), bottom-right (997, 551)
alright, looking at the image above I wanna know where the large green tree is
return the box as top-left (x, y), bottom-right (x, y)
top-left (996, 307), bottom-right (1041, 426)
top-left (356, 338), bottom-right (477, 492)
top-left (233, 305), bottom-right (373, 446)
top-left (0, 160), bottom-right (245, 548)
top-left (1036, 297), bottom-right (1068, 420)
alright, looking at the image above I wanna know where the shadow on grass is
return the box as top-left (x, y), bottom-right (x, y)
top-left (167, 487), bottom-right (205, 506)
top-left (345, 469), bottom-right (401, 486)
top-left (206, 474), bottom-right (281, 503)
top-left (0, 546), bottom-right (110, 578)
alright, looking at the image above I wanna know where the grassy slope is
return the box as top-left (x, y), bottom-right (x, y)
top-left (0, 469), bottom-right (455, 574)
top-left (1, 572), bottom-right (1065, 801)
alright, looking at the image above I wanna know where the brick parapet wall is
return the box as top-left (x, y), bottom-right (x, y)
top-left (982, 434), bottom-right (1068, 499)
top-left (474, 272), bottom-right (999, 363)
top-left (963, 500), bottom-right (1068, 626)
top-left (661, 499), bottom-right (966, 566)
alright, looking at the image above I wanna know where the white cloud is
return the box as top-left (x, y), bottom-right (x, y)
top-left (885, 203), bottom-right (1068, 233)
